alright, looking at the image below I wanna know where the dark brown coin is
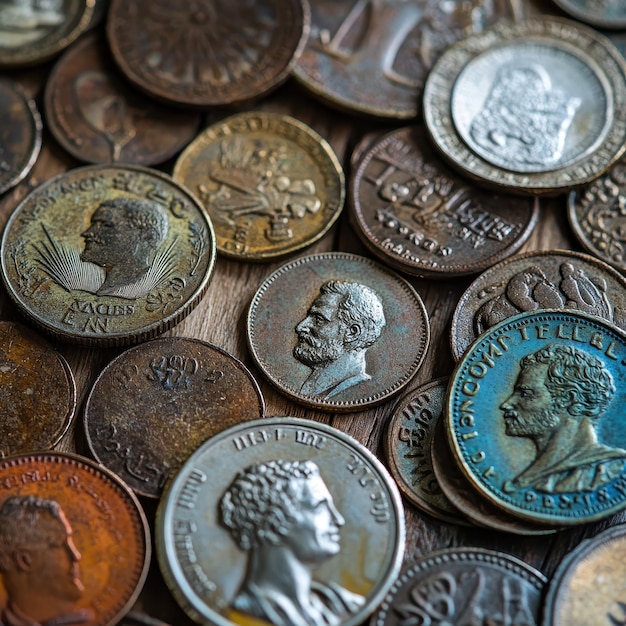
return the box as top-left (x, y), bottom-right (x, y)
top-left (0, 452), bottom-right (150, 626)
top-left (349, 126), bottom-right (539, 278)
top-left (106, 0), bottom-right (309, 108)
top-left (45, 33), bottom-right (201, 165)
top-left (83, 336), bottom-right (265, 498)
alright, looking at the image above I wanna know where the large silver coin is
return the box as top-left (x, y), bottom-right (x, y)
top-left (156, 416), bottom-right (405, 626)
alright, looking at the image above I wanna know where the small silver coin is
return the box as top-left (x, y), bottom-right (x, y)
top-left (553, 0), bottom-right (626, 30)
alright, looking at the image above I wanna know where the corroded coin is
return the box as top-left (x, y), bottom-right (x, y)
top-left (0, 452), bottom-right (150, 625)
top-left (106, 0), bottom-right (309, 108)
top-left (247, 252), bottom-right (430, 412)
top-left (447, 309), bottom-right (626, 525)
top-left (553, 0), bottom-right (626, 30)
top-left (349, 126), bottom-right (539, 278)
top-left (83, 336), bottom-right (265, 498)
top-left (450, 249), bottom-right (626, 361)
top-left (424, 18), bottom-right (626, 194)
top-left (45, 33), bottom-right (201, 165)
top-left (292, 0), bottom-right (520, 119)
top-left (156, 416), bottom-right (405, 626)
top-left (173, 112), bottom-right (344, 261)
top-left (371, 547), bottom-right (546, 626)
top-left (0, 164), bottom-right (216, 346)
top-left (0, 320), bottom-right (76, 457)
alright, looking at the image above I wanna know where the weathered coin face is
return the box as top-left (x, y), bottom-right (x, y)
top-left (349, 126), bottom-right (539, 278)
top-left (553, 0), bottom-right (626, 30)
top-left (0, 452), bottom-right (150, 626)
top-left (447, 309), bottom-right (626, 525)
top-left (84, 336), bottom-right (265, 498)
top-left (173, 112), bottom-right (345, 261)
top-left (156, 416), bottom-right (405, 626)
top-left (371, 547), bottom-right (546, 626)
top-left (247, 252), bottom-right (430, 412)
top-left (0, 164), bottom-right (216, 346)
top-left (424, 18), bottom-right (626, 194)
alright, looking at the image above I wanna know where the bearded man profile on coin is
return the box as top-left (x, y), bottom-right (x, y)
top-left (500, 343), bottom-right (626, 494)
top-left (220, 459), bottom-right (365, 626)
top-left (293, 280), bottom-right (386, 399)
top-left (0, 495), bottom-right (93, 626)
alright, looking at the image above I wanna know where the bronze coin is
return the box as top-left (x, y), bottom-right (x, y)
top-left (349, 126), bottom-right (539, 278)
top-left (44, 33), bottom-right (201, 165)
top-left (83, 336), bottom-right (265, 499)
top-left (0, 452), bottom-right (150, 625)
top-left (0, 321), bottom-right (76, 457)
top-left (106, 0), bottom-right (309, 108)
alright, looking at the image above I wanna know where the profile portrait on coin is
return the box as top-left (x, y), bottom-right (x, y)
top-left (219, 459), bottom-right (365, 626)
top-left (500, 343), bottom-right (626, 493)
top-left (293, 280), bottom-right (386, 399)
top-left (0, 495), bottom-right (93, 626)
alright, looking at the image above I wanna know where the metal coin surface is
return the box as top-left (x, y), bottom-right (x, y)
top-left (0, 452), bottom-right (150, 625)
top-left (0, 164), bottom-right (216, 346)
top-left (0, 320), bottom-right (76, 456)
top-left (370, 547), bottom-right (546, 626)
top-left (173, 112), bottom-right (345, 261)
top-left (156, 416), bottom-right (405, 626)
top-left (292, 0), bottom-right (520, 119)
top-left (247, 252), bottom-right (430, 412)
top-left (552, 0), bottom-right (626, 30)
top-left (84, 336), bottom-right (265, 499)
top-left (450, 249), bottom-right (626, 361)
top-left (106, 0), bottom-right (309, 108)
top-left (44, 34), bottom-right (201, 166)
top-left (447, 309), bottom-right (626, 525)
top-left (349, 126), bottom-right (539, 278)
top-left (424, 18), bottom-right (626, 194)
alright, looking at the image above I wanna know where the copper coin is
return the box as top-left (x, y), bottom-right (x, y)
top-left (0, 452), bottom-right (150, 625)
top-left (106, 0), bottom-right (309, 108)
top-left (84, 336), bottom-right (265, 499)
top-left (349, 126), bottom-right (539, 278)
top-left (450, 249), bottom-right (626, 361)
top-left (45, 33), bottom-right (201, 165)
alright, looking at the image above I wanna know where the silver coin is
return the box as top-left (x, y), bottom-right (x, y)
top-left (553, 0), bottom-right (626, 30)
top-left (156, 416), bottom-right (405, 626)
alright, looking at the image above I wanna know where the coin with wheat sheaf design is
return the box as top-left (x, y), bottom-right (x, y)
top-left (0, 164), bottom-right (216, 346)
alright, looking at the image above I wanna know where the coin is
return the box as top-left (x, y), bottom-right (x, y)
top-left (106, 0), bottom-right (309, 108)
top-left (83, 336), bottom-right (265, 498)
top-left (424, 18), bottom-right (626, 194)
top-left (370, 547), bottom-right (546, 626)
top-left (247, 252), bottom-right (430, 412)
top-left (44, 33), bottom-right (201, 165)
top-left (0, 452), bottom-right (150, 625)
top-left (173, 112), bottom-right (345, 261)
top-left (156, 416), bottom-right (405, 626)
top-left (450, 249), bottom-right (626, 361)
top-left (0, 164), bottom-right (216, 346)
top-left (552, 0), bottom-right (626, 30)
top-left (447, 309), bottom-right (626, 525)
top-left (349, 126), bottom-right (539, 278)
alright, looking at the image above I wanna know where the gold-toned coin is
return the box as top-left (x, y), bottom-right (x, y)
top-left (173, 112), bottom-right (345, 261)
top-left (0, 164), bottom-right (216, 346)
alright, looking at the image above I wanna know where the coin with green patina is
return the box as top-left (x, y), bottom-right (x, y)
top-left (446, 309), bottom-right (626, 525)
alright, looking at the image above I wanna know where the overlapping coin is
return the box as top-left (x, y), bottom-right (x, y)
top-left (552, 0), bottom-right (626, 30)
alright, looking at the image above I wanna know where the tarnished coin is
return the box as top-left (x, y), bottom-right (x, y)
top-left (45, 33), bottom-right (201, 165)
top-left (0, 321), bottom-right (76, 457)
top-left (0, 164), bottom-right (216, 346)
top-left (447, 309), bottom-right (626, 525)
top-left (349, 126), bottom-right (539, 278)
top-left (450, 249), bottom-right (626, 361)
top-left (371, 547), bottom-right (546, 626)
top-left (424, 18), bottom-right (626, 194)
top-left (292, 0), bottom-right (520, 119)
top-left (552, 0), bottom-right (626, 30)
top-left (84, 336), bottom-right (265, 499)
top-left (0, 452), bottom-right (150, 625)
top-left (106, 0), bottom-right (309, 108)
top-left (173, 112), bottom-right (345, 261)
top-left (156, 416), bottom-right (405, 626)
top-left (247, 252), bottom-right (430, 412)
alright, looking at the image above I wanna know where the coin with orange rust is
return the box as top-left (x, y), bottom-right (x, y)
top-left (0, 452), bottom-right (150, 626)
